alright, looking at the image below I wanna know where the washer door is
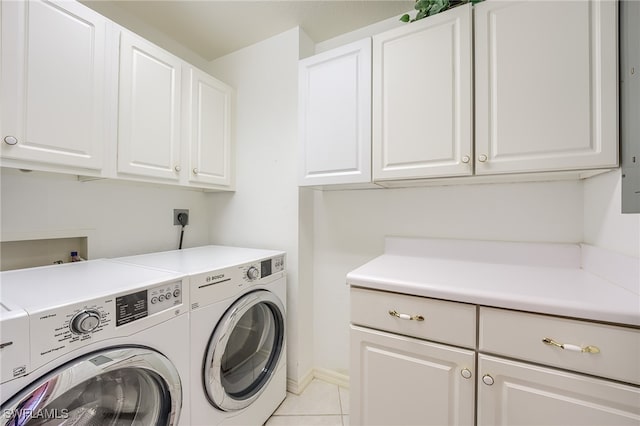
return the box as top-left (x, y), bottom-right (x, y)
top-left (204, 290), bottom-right (285, 412)
top-left (1, 347), bottom-right (182, 426)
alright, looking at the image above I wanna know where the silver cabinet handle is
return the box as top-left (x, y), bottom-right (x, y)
top-left (461, 155), bottom-right (470, 164)
top-left (482, 374), bottom-right (494, 386)
top-left (478, 154), bottom-right (488, 162)
top-left (193, 168), bottom-right (199, 175)
top-left (4, 136), bottom-right (18, 145)
top-left (174, 165), bottom-right (181, 172)
top-left (461, 368), bottom-right (472, 379)
top-left (388, 310), bottom-right (424, 321)
top-left (542, 337), bottom-right (600, 354)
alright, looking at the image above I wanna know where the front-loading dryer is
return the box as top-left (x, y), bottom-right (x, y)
top-left (113, 245), bottom-right (287, 426)
top-left (0, 259), bottom-right (191, 426)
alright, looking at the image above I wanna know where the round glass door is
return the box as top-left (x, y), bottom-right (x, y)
top-left (1, 347), bottom-right (182, 426)
top-left (204, 290), bottom-right (285, 411)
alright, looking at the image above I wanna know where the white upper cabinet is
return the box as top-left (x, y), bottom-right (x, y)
top-left (373, 4), bottom-right (473, 181)
top-left (185, 67), bottom-right (234, 188)
top-left (117, 31), bottom-right (234, 190)
top-left (1, 0), bottom-right (112, 173)
top-left (117, 31), bottom-right (182, 181)
top-left (298, 39), bottom-right (372, 186)
top-left (474, 0), bottom-right (618, 175)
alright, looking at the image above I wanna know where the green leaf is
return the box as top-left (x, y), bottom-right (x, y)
top-left (400, 13), bottom-right (411, 22)
top-left (430, 3), bottom-right (447, 15)
top-left (415, 0), bottom-right (432, 11)
top-left (415, 9), bottom-right (428, 20)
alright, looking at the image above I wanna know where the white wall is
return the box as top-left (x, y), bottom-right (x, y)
top-left (206, 28), bottom-right (314, 389)
top-left (0, 168), bottom-right (211, 259)
top-left (313, 180), bottom-right (585, 375)
top-left (584, 170), bottom-right (640, 257)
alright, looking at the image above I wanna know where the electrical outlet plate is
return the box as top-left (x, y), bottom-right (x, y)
top-left (173, 209), bottom-right (189, 226)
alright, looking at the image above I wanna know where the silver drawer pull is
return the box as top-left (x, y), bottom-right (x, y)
top-left (542, 337), bottom-right (600, 354)
top-left (0, 341), bottom-right (13, 349)
top-left (389, 310), bottom-right (424, 321)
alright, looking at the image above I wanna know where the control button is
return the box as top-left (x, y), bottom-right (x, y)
top-left (246, 266), bottom-right (259, 281)
top-left (173, 289), bottom-right (181, 298)
top-left (158, 294), bottom-right (165, 302)
top-left (70, 310), bottom-right (101, 334)
top-left (151, 297), bottom-right (159, 304)
top-left (165, 292), bottom-right (172, 299)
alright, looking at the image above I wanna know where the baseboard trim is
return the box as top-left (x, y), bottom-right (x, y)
top-left (286, 368), bottom-right (350, 395)
top-left (286, 369), bottom-right (314, 395)
top-left (313, 368), bottom-right (349, 389)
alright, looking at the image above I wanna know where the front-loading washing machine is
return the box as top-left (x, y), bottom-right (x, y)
top-left (0, 259), bottom-right (191, 426)
top-left (113, 245), bottom-right (287, 425)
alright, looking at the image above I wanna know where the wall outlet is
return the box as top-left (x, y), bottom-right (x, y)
top-left (173, 209), bottom-right (189, 226)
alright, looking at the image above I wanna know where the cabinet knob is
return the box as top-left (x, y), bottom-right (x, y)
top-left (478, 154), bottom-right (488, 163)
top-left (4, 136), bottom-right (18, 145)
top-left (174, 165), bottom-right (182, 172)
top-left (193, 168), bottom-right (199, 175)
top-left (460, 368), bottom-right (472, 379)
top-left (482, 374), bottom-right (494, 386)
top-left (461, 155), bottom-right (470, 164)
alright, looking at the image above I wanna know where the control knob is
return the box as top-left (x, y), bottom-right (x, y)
top-left (246, 266), bottom-right (259, 281)
top-left (70, 309), bottom-right (101, 334)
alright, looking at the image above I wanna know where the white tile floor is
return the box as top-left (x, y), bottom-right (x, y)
top-left (265, 379), bottom-right (349, 426)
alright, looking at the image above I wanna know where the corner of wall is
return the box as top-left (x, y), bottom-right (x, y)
top-left (582, 169), bottom-right (640, 257)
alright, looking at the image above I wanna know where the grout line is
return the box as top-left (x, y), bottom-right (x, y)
top-left (337, 383), bottom-right (344, 416)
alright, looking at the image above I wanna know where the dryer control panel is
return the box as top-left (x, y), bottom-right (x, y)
top-left (190, 254), bottom-right (286, 311)
top-left (29, 279), bottom-right (187, 368)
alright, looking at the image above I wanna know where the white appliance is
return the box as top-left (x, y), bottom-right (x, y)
top-left (113, 245), bottom-right (287, 426)
top-left (0, 259), bottom-right (191, 426)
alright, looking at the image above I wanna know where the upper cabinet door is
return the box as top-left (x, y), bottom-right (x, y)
top-left (186, 67), bottom-right (234, 188)
top-left (1, 0), bottom-right (109, 171)
top-left (373, 5), bottom-right (473, 181)
top-left (474, 0), bottom-right (618, 175)
top-left (298, 39), bottom-right (372, 186)
top-left (118, 31), bottom-right (182, 181)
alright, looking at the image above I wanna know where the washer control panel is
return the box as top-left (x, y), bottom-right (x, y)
top-left (31, 279), bottom-right (186, 367)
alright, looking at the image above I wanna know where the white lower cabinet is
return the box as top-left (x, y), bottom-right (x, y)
top-left (478, 355), bottom-right (640, 426)
top-left (350, 287), bottom-right (476, 426)
top-left (350, 288), bottom-right (640, 425)
top-left (351, 325), bottom-right (475, 426)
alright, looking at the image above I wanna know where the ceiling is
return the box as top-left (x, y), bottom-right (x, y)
top-left (82, 1), bottom-right (414, 61)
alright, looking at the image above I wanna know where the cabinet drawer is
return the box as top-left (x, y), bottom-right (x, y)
top-left (350, 287), bottom-right (476, 348)
top-left (479, 307), bottom-right (640, 385)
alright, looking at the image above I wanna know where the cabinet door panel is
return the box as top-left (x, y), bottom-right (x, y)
top-left (474, 0), bottom-right (618, 174)
top-left (1, 0), bottom-right (107, 170)
top-left (187, 68), bottom-right (233, 187)
top-left (373, 5), bottom-right (472, 180)
top-left (478, 355), bottom-right (640, 426)
top-left (351, 325), bottom-right (474, 426)
top-left (118, 32), bottom-right (182, 180)
top-left (299, 39), bottom-right (371, 186)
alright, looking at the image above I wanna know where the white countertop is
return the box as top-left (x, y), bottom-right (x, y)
top-left (346, 238), bottom-right (640, 327)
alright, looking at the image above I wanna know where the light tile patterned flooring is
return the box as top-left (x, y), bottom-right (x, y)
top-left (265, 379), bottom-right (349, 426)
